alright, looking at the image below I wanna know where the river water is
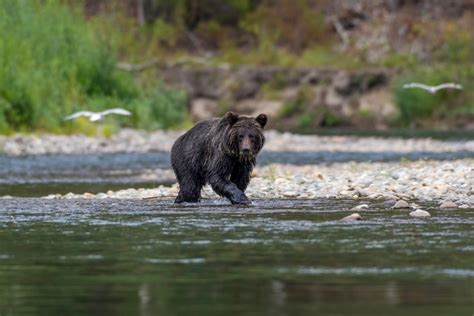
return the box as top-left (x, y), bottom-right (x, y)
top-left (0, 198), bottom-right (473, 315)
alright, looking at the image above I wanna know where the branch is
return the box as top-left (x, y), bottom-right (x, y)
top-left (332, 17), bottom-right (350, 50)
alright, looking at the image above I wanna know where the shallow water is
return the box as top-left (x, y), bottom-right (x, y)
top-left (1, 198), bottom-right (473, 315)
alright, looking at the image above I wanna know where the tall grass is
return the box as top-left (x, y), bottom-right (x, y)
top-left (0, 0), bottom-right (186, 133)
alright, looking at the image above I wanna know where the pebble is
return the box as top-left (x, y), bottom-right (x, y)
top-left (459, 204), bottom-right (470, 209)
top-left (341, 213), bottom-right (363, 221)
top-left (392, 200), bottom-right (410, 209)
top-left (409, 209), bottom-right (431, 217)
top-left (439, 201), bottom-right (458, 209)
top-left (351, 204), bottom-right (369, 211)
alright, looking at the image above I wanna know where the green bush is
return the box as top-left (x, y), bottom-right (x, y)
top-left (0, 0), bottom-right (186, 133)
top-left (393, 65), bottom-right (473, 126)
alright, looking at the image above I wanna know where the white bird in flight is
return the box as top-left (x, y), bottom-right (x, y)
top-left (64, 108), bottom-right (132, 121)
top-left (402, 82), bottom-right (463, 94)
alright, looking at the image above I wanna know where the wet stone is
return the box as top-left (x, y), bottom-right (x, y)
top-left (409, 209), bottom-right (431, 217)
top-left (383, 200), bottom-right (397, 208)
top-left (392, 200), bottom-right (410, 209)
top-left (439, 201), bottom-right (458, 209)
top-left (341, 213), bottom-right (363, 221)
top-left (351, 204), bottom-right (369, 211)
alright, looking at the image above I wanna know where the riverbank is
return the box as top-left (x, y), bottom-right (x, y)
top-left (32, 159), bottom-right (472, 207)
top-left (1, 129), bottom-right (473, 155)
top-left (1, 130), bottom-right (472, 207)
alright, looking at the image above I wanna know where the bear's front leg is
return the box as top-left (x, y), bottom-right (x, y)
top-left (231, 164), bottom-right (252, 192)
top-left (209, 175), bottom-right (251, 205)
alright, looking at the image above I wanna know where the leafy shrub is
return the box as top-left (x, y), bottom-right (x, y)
top-left (393, 65), bottom-right (473, 126)
top-left (0, 0), bottom-right (186, 133)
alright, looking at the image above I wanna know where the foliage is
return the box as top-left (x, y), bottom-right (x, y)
top-left (393, 31), bottom-right (474, 126)
top-left (0, 0), bottom-right (187, 133)
top-left (240, 0), bottom-right (329, 52)
top-left (394, 66), bottom-right (473, 126)
top-left (278, 87), bottom-right (314, 118)
top-left (1, 0), bottom-right (474, 133)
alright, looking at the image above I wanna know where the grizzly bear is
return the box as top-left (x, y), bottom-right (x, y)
top-left (171, 112), bottom-right (267, 205)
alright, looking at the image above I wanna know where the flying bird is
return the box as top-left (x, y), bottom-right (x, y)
top-left (402, 82), bottom-right (463, 94)
top-left (64, 108), bottom-right (132, 121)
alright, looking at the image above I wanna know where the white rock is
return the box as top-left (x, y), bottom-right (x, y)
top-left (341, 213), bottom-right (363, 221)
top-left (410, 203), bottom-right (420, 210)
top-left (392, 199), bottom-right (410, 209)
top-left (282, 191), bottom-right (298, 197)
top-left (351, 204), bottom-right (369, 211)
top-left (439, 201), bottom-right (458, 209)
top-left (384, 194), bottom-right (399, 201)
top-left (459, 204), bottom-right (470, 209)
top-left (409, 209), bottom-right (431, 217)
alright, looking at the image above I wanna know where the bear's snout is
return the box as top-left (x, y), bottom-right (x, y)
top-left (240, 136), bottom-right (253, 156)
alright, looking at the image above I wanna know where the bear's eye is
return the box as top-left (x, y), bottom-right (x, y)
top-left (238, 135), bottom-right (244, 140)
top-left (249, 134), bottom-right (255, 140)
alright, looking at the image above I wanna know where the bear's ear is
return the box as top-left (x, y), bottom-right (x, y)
top-left (223, 111), bottom-right (239, 126)
top-left (255, 113), bottom-right (267, 128)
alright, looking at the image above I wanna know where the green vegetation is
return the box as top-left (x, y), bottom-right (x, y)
top-left (393, 32), bottom-right (474, 127)
top-left (0, 0), bottom-right (473, 133)
top-left (0, 0), bottom-right (187, 134)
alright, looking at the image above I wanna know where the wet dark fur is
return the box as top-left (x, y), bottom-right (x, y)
top-left (171, 112), bottom-right (267, 204)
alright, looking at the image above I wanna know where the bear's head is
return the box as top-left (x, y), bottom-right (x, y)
top-left (223, 112), bottom-right (267, 160)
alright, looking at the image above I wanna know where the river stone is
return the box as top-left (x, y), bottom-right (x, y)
top-left (383, 200), bottom-right (397, 208)
top-left (283, 191), bottom-right (298, 198)
top-left (42, 194), bottom-right (60, 199)
top-left (356, 189), bottom-right (371, 197)
top-left (368, 193), bottom-right (380, 199)
top-left (392, 199), bottom-right (410, 209)
top-left (410, 203), bottom-right (420, 210)
top-left (459, 204), bottom-right (470, 209)
top-left (351, 204), bottom-right (369, 211)
top-left (341, 213), bottom-right (362, 221)
top-left (384, 194), bottom-right (399, 201)
top-left (439, 201), bottom-right (458, 209)
top-left (409, 209), bottom-right (431, 217)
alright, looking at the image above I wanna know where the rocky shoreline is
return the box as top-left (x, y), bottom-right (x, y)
top-left (34, 159), bottom-right (473, 208)
top-left (1, 130), bottom-right (472, 208)
top-left (1, 129), bottom-right (473, 156)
